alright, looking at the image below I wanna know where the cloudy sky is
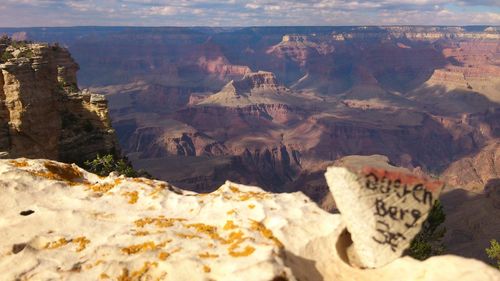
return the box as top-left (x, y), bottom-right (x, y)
top-left (0, 0), bottom-right (499, 27)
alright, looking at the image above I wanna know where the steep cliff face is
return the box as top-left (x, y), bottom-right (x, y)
top-left (0, 42), bottom-right (118, 162)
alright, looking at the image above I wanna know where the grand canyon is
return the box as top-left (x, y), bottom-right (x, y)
top-left (0, 25), bottom-right (499, 278)
top-left (3, 26), bottom-right (497, 200)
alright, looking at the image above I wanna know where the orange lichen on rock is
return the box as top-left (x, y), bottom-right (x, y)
top-left (132, 230), bottom-right (151, 236)
top-left (238, 191), bottom-right (270, 201)
top-left (116, 262), bottom-right (159, 281)
top-left (203, 265), bottom-right (211, 273)
top-left (186, 223), bottom-right (225, 241)
top-left (248, 204), bottom-right (255, 209)
top-left (199, 252), bottom-right (219, 259)
top-left (121, 240), bottom-right (169, 255)
top-left (175, 233), bottom-right (202, 239)
top-left (123, 191), bottom-right (139, 204)
top-left (134, 216), bottom-right (186, 228)
top-left (88, 179), bottom-right (121, 193)
top-left (158, 251), bottom-right (170, 261)
top-left (229, 245), bottom-right (255, 257)
top-left (226, 209), bottom-right (236, 215)
top-left (45, 238), bottom-right (70, 249)
top-left (10, 160), bottom-right (29, 167)
top-left (223, 220), bottom-right (237, 230)
top-left (32, 162), bottom-right (85, 185)
top-left (73, 236), bottom-right (90, 252)
top-left (251, 220), bottom-right (283, 248)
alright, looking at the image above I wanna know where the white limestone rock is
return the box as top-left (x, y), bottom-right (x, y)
top-left (0, 158), bottom-right (498, 281)
top-left (0, 158), bottom-right (338, 281)
top-left (325, 155), bottom-right (445, 268)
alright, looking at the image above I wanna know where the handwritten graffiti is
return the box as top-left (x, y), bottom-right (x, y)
top-left (374, 198), bottom-right (422, 229)
top-left (365, 172), bottom-right (433, 207)
top-left (362, 170), bottom-right (440, 253)
top-left (372, 220), bottom-right (407, 252)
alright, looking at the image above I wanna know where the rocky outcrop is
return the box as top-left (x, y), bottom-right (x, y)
top-left (326, 155), bottom-right (444, 268)
top-left (441, 142), bottom-right (500, 192)
top-left (0, 42), bottom-right (118, 163)
top-left (0, 158), bottom-right (498, 280)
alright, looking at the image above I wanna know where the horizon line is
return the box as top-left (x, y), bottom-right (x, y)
top-left (0, 24), bottom-right (499, 29)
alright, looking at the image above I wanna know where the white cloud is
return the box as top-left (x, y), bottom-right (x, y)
top-left (147, 6), bottom-right (177, 16)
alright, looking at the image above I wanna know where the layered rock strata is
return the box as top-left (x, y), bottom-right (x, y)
top-left (0, 42), bottom-right (118, 162)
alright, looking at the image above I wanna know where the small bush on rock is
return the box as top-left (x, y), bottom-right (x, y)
top-left (84, 154), bottom-right (152, 179)
top-left (485, 239), bottom-right (500, 270)
top-left (407, 200), bottom-right (446, 260)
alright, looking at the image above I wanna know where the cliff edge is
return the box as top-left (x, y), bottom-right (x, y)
top-left (0, 39), bottom-right (118, 163)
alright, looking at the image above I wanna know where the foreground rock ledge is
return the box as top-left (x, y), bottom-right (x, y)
top-left (325, 155), bottom-right (445, 268)
top-left (0, 159), bottom-right (498, 281)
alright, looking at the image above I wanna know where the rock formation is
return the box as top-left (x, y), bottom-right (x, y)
top-left (0, 42), bottom-right (118, 163)
top-left (0, 158), bottom-right (498, 280)
top-left (325, 155), bottom-right (444, 268)
top-left (441, 142), bottom-right (500, 192)
top-left (197, 71), bottom-right (291, 107)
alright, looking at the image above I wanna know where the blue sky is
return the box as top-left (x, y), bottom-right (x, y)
top-left (0, 0), bottom-right (499, 27)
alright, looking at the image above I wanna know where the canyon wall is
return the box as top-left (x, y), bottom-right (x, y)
top-left (0, 41), bottom-right (118, 163)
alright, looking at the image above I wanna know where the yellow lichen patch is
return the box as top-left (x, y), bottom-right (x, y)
top-left (123, 191), bottom-right (139, 204)
top-left (117, 262), bottom-right (159, 281)
top-left (224, 230), bottom-right (245, 245)
top-left (73, 236), bottom-right (90, 252)
top-left (248, 204), bottom-right (255, 209)
top-left (88, 179), bottom-right (121, 193)
top-left (45, 238), bottom-right (70, 249)
top-left (121, 240), bottom-right (169, 255)
top-left (158, 251), bottom-right (170, 261)
top-left (175, 233), bottom-right (202, 239)
top-left (227, 209), bottom-right (236, 215)
top-left (132, 177), bottom-right (156, 186)
top-left (229, 245), bottom-right (255, 257)
top-left (132, 230), bottom-right (150, 236)
top-left (229, 186), bottom-right (241, 193)
top-left (42, 161), bottom-right (84, 183)
top-left (186, 223), bottom-right (225, 241)
top-left (10, 160), bottom-right (29, 167)
top-left (134, 216), bottom-right (186, 228)
top-left (238, 191), bottom-right (269, 201)
top-left (198, 252), bottom-right (219, 259)
top-left (203, 265), bottom-right (211, 273)
top-left (223, 220), bottom-right (237, 231)
top-left (251, 220), bottom-right (284, 248)
top-left (100, 273), bottom-right (110, 279)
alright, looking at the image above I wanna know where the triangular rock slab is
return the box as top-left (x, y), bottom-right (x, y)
top-left (325, 158), bottom-right (444, 268)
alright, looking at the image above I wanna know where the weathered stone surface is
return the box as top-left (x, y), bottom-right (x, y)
top-left (325, 155), bottom-right (445, 268)
top-left (0, 158), bottom-right (498, 281)
top-left (0, 42), bottom-right (118, 163)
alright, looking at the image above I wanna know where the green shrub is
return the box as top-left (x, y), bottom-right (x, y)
top-left (1, 51), bottom-right (13, 62)
top-left (485, 239), bottom-right (500, 270)
top-left (84, 154), bottom-right (152, 179)
top-left (407, 200), bottom-right (446, 260)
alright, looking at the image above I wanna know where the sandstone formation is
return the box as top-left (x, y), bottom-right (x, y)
top-left (0, 158), bottom-right (498, 280)
top-left (325, 155), bottom-right (444, 268)
top-left (0, 42), bottom-right (118, 163)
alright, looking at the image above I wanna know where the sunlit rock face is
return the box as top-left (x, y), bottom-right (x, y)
top-left (0, 43), bottom-right (118, 162)
top-left (0, 158), bottom-right (498, 281)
